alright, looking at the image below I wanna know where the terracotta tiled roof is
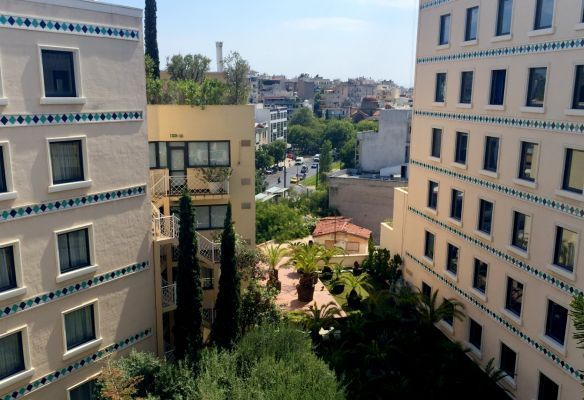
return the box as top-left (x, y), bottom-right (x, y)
top-left (312, 217), bottom-right (372, 240)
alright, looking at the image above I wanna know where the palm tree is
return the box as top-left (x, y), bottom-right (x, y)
top-left (303, 302), bottom-right (342, 339)
top-left (341, 273), bottom-right (374, 298)
top-left (571, 294), bottom-right (584, 349)
top-left (289, 242), bottom-right (325, 302)
top-left (263, 244), bottom-right (287, 289)
top-left (416, 289), bottom-right (464, 326)
top-left (319, 246), bottom-right (345, 267)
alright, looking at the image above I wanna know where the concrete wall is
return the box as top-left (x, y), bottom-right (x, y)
top-left (358, 109), bottom-right (411, 173)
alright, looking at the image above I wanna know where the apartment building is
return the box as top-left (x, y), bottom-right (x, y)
top-left (0, 0), bottom-right (155, 399)
top-left (381, 1), bottom-right (584, 399)
top-left (148, 105), bottom-right (255, 355)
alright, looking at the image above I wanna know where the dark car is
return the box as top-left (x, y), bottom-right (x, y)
top-left (300, 165), bottom-right (308, 173)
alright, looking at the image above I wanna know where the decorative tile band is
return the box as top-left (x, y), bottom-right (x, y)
top-left (0, 261), bottom-right (149, 320)
top-left (0, 185), bottom-right (146, 223)
top-left (406, 252), bottom-right (584, 382)
top-left (411, 159), bottom-right (584, 219)
top-left (420, 0), bottom-right (453, 10)
top-left (1, 328), bottom-right (152, 400)
top-left (408, 206), bottom-right (582, 297)
top-left (417, 37), bottom-right (584, 64)
top-left (0, 111), bottom-right (143, 128)
top-left (0, 13), bottom-right (139, 41)
top-left (413, 109), bottom-right (584, 135)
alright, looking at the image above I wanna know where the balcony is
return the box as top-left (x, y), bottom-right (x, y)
top-left (152, 204), bottom-right (179, 243)
top-left (150, 168), bottom-right (230, 201)
top-left (161, 279), bottom-right (177, 311)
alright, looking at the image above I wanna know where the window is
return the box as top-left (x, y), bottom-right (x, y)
top-left (0, 245), bottom-right (16, 293)
top-left (427, 181), bottom-right (439, 210)
top-left (435, 73), bottom-right (447, 103)
top-left (562, 148), bottom-right (583, 194)
top-left (489, 70), bottom-right (507, 106)
top-left (499, 343), bottom-right (517, 380)
top-left (149, 142), bottom-right (167, 169)
top-left (473, 259), bottom-right (488, 294)
top-left (483, 137), bottom-right (499, 172)
top-left (459, 71), bottom-right (474, 104)
top-left (572, 66), bottom-right (584, 109)
top-left (545, 300), bottom-right (568, 346)
top-left (202, 267), bottom-right (213, 289)
top-left (0, 147), bottom-right (6, 193)
top-left (422, 282), bottom-right (432, 300)
top-left (477, 199), bottom-right (494, 235)
top-left (439, 14), bottom-right (451, 45)
top-left (534, 0), bottom-right (554, 30)
top-left (446, 243), bottom-right (459, 275)
top-left (511, 211), bottom-right (531, 252)
top-left (526, 67), bottom-right (547, 107)
top-left (442, 300), bottom-right (454, 326)
top-left (537, 373), bottom-right (559, 400)
top-left (193, 205), bottom-right (228, 230)
top-left (431, 128), bottom-right (442, 158)
top-left (518, 141), bottom-right (539, 182)
top-left (465, 7), bottom-right (479, 41)
top-left (58, 228), bottom-right (91, 274)
top-left (454, 132), bottom-right (468, 165)
top-left (50, 140), bottom-right (84, 185)
top-left (69, 380), bottom-right (97, 400)
top-left (468, 319), bottom-right (483, 351)
top-left (0, 331), bottom-right (25, 381)
top-left (553, 227), bottom-right (578, 272)
top-left (41, 49), bottom-right (77, 97)
top-left (64, 304), bottom-right (96, 350)
top-left (496, 0), bottom-right (513, 36)
top-left (505, 277), bottom-right (524, 317)
top-left (450, 189), bottom-right (463, 221)
top-left (424, 231), bottom-right (435, 260)
top-left (188, 141), bottom-right (230, 167)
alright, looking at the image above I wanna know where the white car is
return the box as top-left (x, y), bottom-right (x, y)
top-left (294, 157), bottom-right (304, 165)
top-left (313, 154), bottom-right (320, 162)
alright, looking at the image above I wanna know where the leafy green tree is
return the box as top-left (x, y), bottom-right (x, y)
top-left (240, 282), bottom-right (281, 334)
top-left (145, 55), bottom-right (163, 104)
top-left (224, 52), bottom-right (251, 105)
top-left (355, 120), bottom-right (378, 132)
top-left (290, 107), bottom-right (317, 127)
top-left (266, 140), bottom-right (287, 164)
top-left (314, 91), bottom-right (322, 118)
top-left (199, 78), bottom-right (228, 105)
top-left (174, 192), bottom-right (203, 362)
top-left (362, 235), bottom-right (376, 272)
top-left (323, 120), bottom-right (356, 150)
top-left (288, 125), bottom-right (321, 155)
top-left (255, 146), bottom-right (274, 170)
top-left (144, 0), bottom-right (159, 78)
top-left (256, 202), bottom-right (310, 243)
top-left (339, 137), bottom-right (357, 168)
top-left (255, 170), bottom-right (267, 194)
top-left (166, 54), bottom-right (210, 82)
top-left (319, 140), bottom-right (333, 182)
top-left (213, 203), bottom-right (241, 348)
top-left (571, 294), bottom-right (584, 349)
top-left (416, 289), bottom-right (464, 326)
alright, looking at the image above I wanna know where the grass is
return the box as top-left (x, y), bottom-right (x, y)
top-left (299, 162), bottom-right (342, 187)
top-left (322, 271), bottom-right (388, 313)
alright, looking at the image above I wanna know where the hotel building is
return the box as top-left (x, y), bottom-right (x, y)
top-left (382, 0), bottom-right (584, 399)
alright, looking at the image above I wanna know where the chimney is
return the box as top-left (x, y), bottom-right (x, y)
top-left (216, 41), bottom-right (224, 73)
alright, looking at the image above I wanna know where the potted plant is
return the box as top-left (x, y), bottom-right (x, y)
top-left (200, 167), bottom-right (232, 194)
top-left (330, 264), bottom-right (345, 294)
top-left (290, 242), bottom-right (323, 302)
top-left (341, 273), bottom-right (373, 310)
top-left (263, 244), bottom-right (287, 292)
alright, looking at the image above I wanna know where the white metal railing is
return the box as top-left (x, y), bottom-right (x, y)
top-left (161, 280), bottom-right (177, 309)
top-left (167, 174), bottom-right (229, 197)
top-left (163, 341), bottom-right (175, 362)
top-left (203, 308), bottom-right (216, 325)
top-left (197, 232), bottom-right (221, 263)
top-left (151, 204), bottom-right (179, 241)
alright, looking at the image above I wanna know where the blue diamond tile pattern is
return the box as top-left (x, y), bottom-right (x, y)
top-left (0, 111), bottom-right (143, 128)
top-left (0, 261), bottom-right (148, 320)
top-left (406, 253), bottom-right (584, 382)
top-left (1, 328), bottom-right (152, 400)
top-left (414, 109), bottom-right (584, 135)
top-left (420, 0), bottom-right (452, 10)
top-left (0, 13), bottom-right (139, 41)
top-left (417, 37), bottom-right (584, 64)
top-left (410, 160), bottom-right (584, 219)
top-left (408, 206), bottom-right (583, 297)
top-left (0, 185), bottom-right (146, 223)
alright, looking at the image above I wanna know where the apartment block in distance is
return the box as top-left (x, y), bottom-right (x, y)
top-left (0, 0), bottom-right (155, 399)
top-left (148, 105), bottom-right (256, 356)
top-left (382, 0), bottom-right (584, 399)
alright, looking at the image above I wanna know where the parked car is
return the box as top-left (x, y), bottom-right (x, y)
top-left (265, 168), bottom-right (275, 174)
top-left (300, 165), bottom-right (308, 173)
top-left (290, 176), bottom-right (300, 184)
top-left (311, 163), bottom-right (318, 169)
top-left (294, 156), bottom-right (304, 165)
top-left (313, 154), bottom-right (320, 162)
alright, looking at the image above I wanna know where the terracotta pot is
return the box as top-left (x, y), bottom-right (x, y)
top-left (297, 283), bottom-right (315, 302)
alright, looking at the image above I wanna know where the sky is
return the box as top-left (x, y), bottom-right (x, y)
top-left (111, 0), bottom-right (419, 87)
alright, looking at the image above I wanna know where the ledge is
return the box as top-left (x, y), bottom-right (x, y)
top-left (0, 368), bottom-right (34, 391)
top-left (501, 308), bottom-right (523, 327)
top-left (0, 286), bottom-right (27, 303)
top-left (564, 109), bottom-right (584, 117)
top-left (491, 34), bottom-right (512, 43)
top-left (456, 103), bottom-right (472, 109)
top-left (461, 39), bottom-right (478, 47)
top-left (479, 169), bottom-right (498, 179)
top-left (555, 189), bottom-right (583, 202)
top-left (473, 230), bottom-right (493, 242)
top-left (450, 162), bottom-right (467, 170)
top-left (56, 265), bottom-right (98, 283)
top-left (539, 334), bottom-right (567, 357)
top-left (48, 180), bottom-right (92, 194)
top-left (484, 104), bottom-right (505, 111)
top-left (427, 156), bottom-right (442, 163)
top-left (432, 101), bottom-right (446, 107)
top-left (520, 106), bottom-right (545, 114)
top-left (576, 22), bottom-right (584, 31)
top-left (528, 27), bottom-right (554, 37)
top-left (40, 97), bottom-right (86, 105)
top-left (507, 245), bottom-right (529, 260)
top-left (436, 43), bottom-right (450, 50)
top-left (513, 178), bottom-right (537, 189)
top-left (0, 98), bottom-right (7, 106)
top-left (546, 264), bottom-right (576, 282)
top-left (0, 191), bottom-right (17, 201)
top-left (63, 337), bottom-right (103, 361)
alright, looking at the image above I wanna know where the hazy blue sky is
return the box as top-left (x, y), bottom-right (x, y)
top-left (112, 0), bottom-right (419, 86)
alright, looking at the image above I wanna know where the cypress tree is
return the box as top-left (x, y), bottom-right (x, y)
top-left (212, 203), bottom-right (241, 348)
top-left (144, 0), bottom-right (160, 77)
top-left (173, 192), bottom-right (203, 362)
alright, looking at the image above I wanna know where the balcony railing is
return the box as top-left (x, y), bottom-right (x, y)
top-left (203, 308), bottom-right (216, 325)
top-left (150, 169), bottom-right (230, 199)
top-left (161, 280), bottom-right (177, 310)
top-left (197, 232), bottom-right (221, 264)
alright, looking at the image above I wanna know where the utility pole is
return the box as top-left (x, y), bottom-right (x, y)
top-left (283, 156), bottom-right (286, 188)
top-left (316, 163), bottom-right (319, 189)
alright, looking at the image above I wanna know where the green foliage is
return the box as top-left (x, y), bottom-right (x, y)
top-left (236, 236), bottom-right (265, 282)
top-left (265, 141), bottom-right (287, 164)
top-left (314, 91), bottom-right (322, 118)
top-left (255, 146), bottom-right (274, 171)
top-left (255, 201), bottom-right (311, 244)
top-left (254, 170), bottom-right (267, 195)
top-left (224, 52), bottom-right (251, 105)
top-left (323, 120), bottom-right (356, 150)
top-left (240, 282), bottom-right (281, 335)
top-left (287, 188), bottom-right (336, 217)
top-left (355, 120), bottom-right (378, 132)
top-left (289, 107), bottom-right (318, 127)
top-left (339, 137), bottom-right (357, 168)
top-left (166, 54), bottom-right (210, 82)
top-left (319, 140), bottom-right (333, 182)
top-left (289, 242), bottom-right (325, 275)
top-left (340, 273), bottom-right (374, 298)
top-left (571, 294), bottom-right (584, 351)
top-left (144, 0), bottom-right (159, 78)
top-left (146, 77), bottom-right (228, 106)
top-left (174, 192), bottom-right (203, 362)
top-left (416, 289), bottom-right (464, 326)
top-left (213, 203), bottom-right (241, 349)
top-left (288, 125), bottom-right (322, 155)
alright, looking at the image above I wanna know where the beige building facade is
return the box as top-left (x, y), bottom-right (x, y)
top-left (382, 1), bottom-right (584, 399)
top-left (148, 104), bottom-right (256, 354)
top-left (0, 0), bottom-right (155, 399)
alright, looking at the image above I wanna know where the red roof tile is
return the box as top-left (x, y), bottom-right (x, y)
top-left (312, 217), bottom-right (372, 240)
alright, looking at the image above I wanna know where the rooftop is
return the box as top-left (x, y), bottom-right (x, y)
top-left (312, 217), bottom-right (372, 240)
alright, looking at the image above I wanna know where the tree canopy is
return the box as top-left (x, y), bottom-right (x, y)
top-left (166, 54), bottom-right (210, 82)
top-left (224, 51), bottom-right (251, 105)
top-left (144, 0), bottom-right (159, 77)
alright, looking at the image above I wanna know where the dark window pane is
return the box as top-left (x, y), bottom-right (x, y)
top-left (435, 73), bottom-right (447, 103)
top-left (483, 137), bottom-right (499, 172)
top-left (469, 319), bottom-right (482, 350)
top-left (526, 67), bottom-right (547, 107)
top-left (41, 50), bottom-right (76, 97)
top-left (534, 0), bottom-right (554, 30)
top-left (459, 71), bottom-right (474, 104)
top-left (424, 231), bottom-right (435, 260)
top-left (65, 305), bottom-right (96, 350)
top-left (439, 14), bottom-right (451, 45)
top-left (489, 70), bottom-right (507, 105)
top-left (473, 259), bottom-right (488, 293)
top-left (422, 282), bottom-right (432, 300)
top-left (428, 181), bottom-right (439, 210)
top-left (189, 142), bottom-right (209, 167)
top-left (58, 229), bottom-right (90, 274)
top-left (202, 267), bottom-right (214, 289)
top-left (446, 243), bottom-right (458, 275)
top-left (50, 141), bottom-right (84, 184)
top-left (431, 128), bottom-right (442, 158)
top-left (496, 0), bottom-right (513, 36)
top-left (209, 142), bottom-right (230, 166)
top-left (0, 147), bottom-right (6, 193)
top-left (149, 143), bottom-right (157, 169)
top-left (442, 300), bottom-right (454, 325)
top-left (511, 212), bottom-right (531, 251)
top-left (193, 206), bottom-right (211, 229)
top-left (69, 380), bottom-right (98, 400)
top-left (455, 132), bottom-right (468, 164)
top-left (545, 300), bottom-right (568, 345)
top-left (465, 7), bottom-right (479, 41)
top-left (500, 343), bottom-right (516, 379)
top-left (0, 332), bottom-right (25, 380)
top-left (0, 246), bottom-right (17, 292)
top-left (553, 227), bottom-right (577, 272)
top-left (572, 66), bottom-right (584, 109)
top-left (450, 189), bottom-right (463, 221)
top-left (158, 142), bottom-right (167, 168)
top-left (505, 277), bottom-right (524, 317)
top-left (478, 199), bottom-right (494, 235)
top-left (562, 148), bottom-right (583, 194)
top-left (518, 142), bottom-right (539, 182)
top-left (538, 373), bottom-right (559, 400)
top-left (210, 205), bottom-right (228, 228)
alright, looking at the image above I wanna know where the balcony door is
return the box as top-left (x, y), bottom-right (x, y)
top-left (168, 142), bottom-right (186, 193)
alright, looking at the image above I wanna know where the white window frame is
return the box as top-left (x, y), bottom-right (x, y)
top-left (0, 141), bottom-right (17, 201)
top-left (456, 69), bottom-right (475, 109)
top-left (0, 240), bottom-right (26, 302)
top-left (537, 371), bottom-right (562, 400)
top-left (540, 296), bottom-right (569, 356)
top-left (513, 137), bottom-right (541, 189)
top-left (501, 273), bottom-right (526, 326)
top-left (437, 11), bottom-right (452, 49)
top-left (507, 208), bottom-right (533, 259)
top-left (474, 196), bottom-right (495, 242)
top-left (429, 126), bottom-right (444, 162)
top-left (0, 54), bottom-right (6, 106)
top-left (528, 0), bottom-right (556, 37)
top-left (520, 64), bottom-right (549, 114)
top-left (67, 373), bottom-right (101, 400)
top-left (565, 61), bottom-right (584, 116)
top-left (498, 341), bottom-right (518, 389)
top-left (471, 257), bottom-right (489, 301)
top-left (466, 317), bottom-right (483, 358)
top-left (46, 136), bottom-right (92, 193)
top-left (555, 144), bottom-right (584, 201)
top-left (461, 3), bottom-right (480, 46)
top-left (451, 130), bottom-right (469, 170)
top-left (485, 66), bottom-right (509, 111)
top-left (426, 178), bottom-right (440, 216)
top-left (444, 241), bottom-right (459, 281)
top-left (433, 71), bottom-right (448, 106)
top-left (547, 221), bottom-right (580, 281)
top-left (61, 299), bottom-right (102, 360)
top-left (492, 0), bottom-right (514, 42)
top-left (479, 134), bottom-right (501, 179)
top-left (0, 326), bottom-right (34, 390)
top-left (423, 229), bottom-right (436, 265)
top-left (448, 186), bottom-right (464, 227)
top-left (576, 0), bottom-right (584, 30)
top-left (54, 223), bottom-right (97, 283)
top-left (38, 45), bottom-right (85, 105)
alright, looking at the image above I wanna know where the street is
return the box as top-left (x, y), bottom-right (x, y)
top-left (264, 156), bottom-right (318, 193)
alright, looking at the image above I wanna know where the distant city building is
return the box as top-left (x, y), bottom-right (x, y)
top-left (254, 104), bottom-right (287, 144)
